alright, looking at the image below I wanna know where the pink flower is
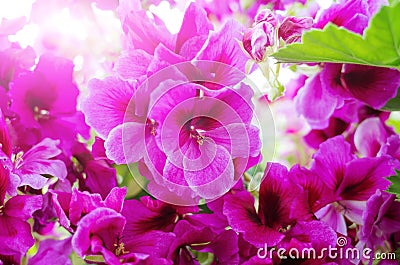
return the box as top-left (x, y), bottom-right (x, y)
top-left (9, 54), bottom-right (89, 150)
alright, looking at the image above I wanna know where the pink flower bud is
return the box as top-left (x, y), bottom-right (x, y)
top-left (278, 16), bottom-right (313, 44)
top-left (243, 22), bottom-right (275, 62)
top-left (254, 8), bottom-right (277, 26)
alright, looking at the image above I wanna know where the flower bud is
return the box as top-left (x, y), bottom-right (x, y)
top-left (243, 22), bottom-right (275, 62)
top-left (278, 16), bottom-right (313, 44)
top-left (254, 8), bottom-right (277, 26)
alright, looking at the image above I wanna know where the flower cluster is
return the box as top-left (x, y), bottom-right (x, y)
top-left (0, 0), bottom-right (400, 264)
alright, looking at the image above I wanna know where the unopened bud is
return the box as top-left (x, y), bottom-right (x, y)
top-left (278, 16), bottom-right (313, 44)
top-left (243, 22), bottom-right (275, 62)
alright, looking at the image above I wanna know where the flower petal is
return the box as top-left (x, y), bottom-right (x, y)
top-left (223, 191), bottom-right (284, 247)
top-left (311, 136), bottom-right (353, 192)
top-left (337, 156), bottom-right (393, 201)
top-left (105, 122), bottom-right (146, 164)
top-left (81, 76), bottom-right (136, 139)
top-left (295, 73), bottom-right (338, 129)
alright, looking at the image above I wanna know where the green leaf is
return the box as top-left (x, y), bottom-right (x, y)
top-left (382, 88), bottom-right (400, 111)
top-left (115, 163), bottom-right (147, 199)
top-left (387, 170), bottom-right (400, 201)
top-left (272, 3), bottom-right (400, 70)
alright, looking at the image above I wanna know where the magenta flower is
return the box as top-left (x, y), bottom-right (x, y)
top-left (142, 83), bottom-right (261, 202)
top-left (9, 54), bottom-right (89, 149)
top-left (0, 110), bottom-right (12, 157)
top-left (121, 196), bottom-right (198, 235)
top-left (0, 195), bottom-right (42, 258)
top-left (353, 117), bottom-right (393, 157)
top-left (296, 64), bottom-right (400, 129)
top-left (277, 220), bottom-right (337, 261)
top-left (83, 68), bottom-right (260, 204)
top-left (116, 2), bottom-right (213, 79)
top-left (243, 22), bottom-right (275, 62)
top-left (359, 190), bottom-right (400, 250)
top-left (304, 117), bottom-right (349, 149)
top-left (248, 0), bottom-right (306, 14)
top-left (72, 207), bottom-right (127, 260)
top-left (167, 220), bottom-right (239, 265)
top-left (69, 142), bottom-right (117, 199)
top-left (12, 138), bottom-right (67, 190)
top-left (295, 72), bottom-right (340, 129)
top-left (68, 187), bottom-right (126, 226)
top-left (81, 76), bottom-right (138, 141)
top-left (72, 195), bottom-right (177, 264)
top-left (321, 63), bottom-right (400, 110)
top-left (49, 187), bottom-right (126, 233)
top-left (224, 163), bottom-right (310, 248)
top-left (0, 44), bottom-right (35, 91)
top-left (309, 136), bottom-right (395, 235)
top-left (28, 238), bottom-right (72, 265)
top-left (314, 0), bottom-right (370, 34)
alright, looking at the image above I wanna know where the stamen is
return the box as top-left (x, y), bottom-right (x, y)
top-left (14, 151), bottom-right (24, 167)
top-left (189, 126), bottom-right (205, 145)
top-left (146, 118), bottom-right (158, 136)
top-left (33, 106), bottom-right (50, 120)
top-left (114, 233), bottom-right (129, 256)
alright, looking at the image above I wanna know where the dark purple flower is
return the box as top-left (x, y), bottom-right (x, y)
top-left (321, 63), bottom-right (400, 110)
top-left (73, 204), bottom-right (176, 264)
top-left (310, 136), bottom-right (395, 234)
top-left (277, 220), bottom-right (337, 259)
top-left (224, 163), bottom-right (310, 248)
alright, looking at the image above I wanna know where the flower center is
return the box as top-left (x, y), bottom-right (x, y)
top-left (33, 106), bottom-right (50, 121)
top-left (114, 241), bottom-right (128, 256)
top-left (146, 118), bottom-right (158, 136)
top-left (189, 125), bottom-right (205, 145)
